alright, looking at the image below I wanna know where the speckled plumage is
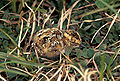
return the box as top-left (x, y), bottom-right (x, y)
top-left (32, 28), bottom-right (81, 58)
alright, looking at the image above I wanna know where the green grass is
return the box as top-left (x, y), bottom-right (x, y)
top-left (0, 0), bottom-right (120, 81)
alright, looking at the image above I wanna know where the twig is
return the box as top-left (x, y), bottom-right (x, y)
top-left (50, 62), bottom-right (64, 80)
top-left (0, 74), bottom-right (7, 81)
top-left (25, 2), bottom-right (36, 45)
top-left (18, 19), bottom-right (23, 56)
top-left (95, 9), bottom-right (120, 49)
top-left (58, 50), bottom-right (73, 64)
top-left (42, 7), bottom-right (55, 29)
top-left (91, 22), bottom-right (110, 43)
top-left (94, 49), bottom-right (120, 55)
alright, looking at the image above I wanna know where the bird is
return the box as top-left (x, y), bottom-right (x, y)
top-left (32, 28), bottom-right (81, 58)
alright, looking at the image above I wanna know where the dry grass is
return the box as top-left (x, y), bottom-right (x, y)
top-left (0, 0), bottom-right (120, 81)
